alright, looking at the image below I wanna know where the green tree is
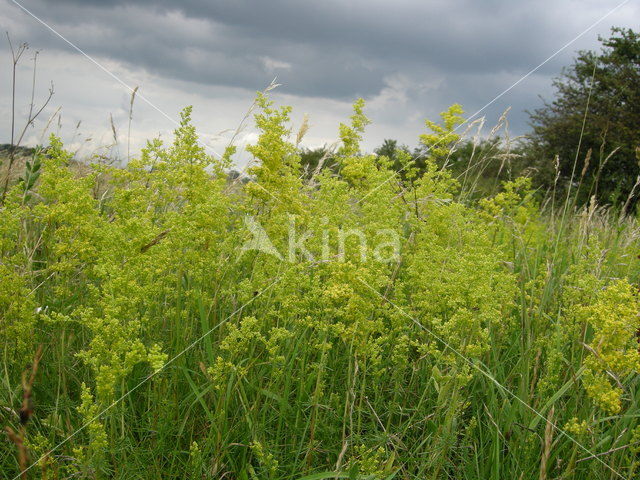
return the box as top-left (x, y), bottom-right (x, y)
top-left (527, 27), bottom-right (640, 207)
top-left (373, 139), bottom-right (419, 173)
top-left (298, 146), bottom-right (338, 180)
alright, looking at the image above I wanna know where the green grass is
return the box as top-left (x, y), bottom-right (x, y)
top-left (2, 101), bottom-right (640, 479)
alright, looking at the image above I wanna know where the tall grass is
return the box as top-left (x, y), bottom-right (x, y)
top-left (2, 97), bottom-right (640, 480)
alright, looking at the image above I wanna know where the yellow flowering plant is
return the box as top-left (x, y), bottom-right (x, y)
top-left (3, 95), bottom-right (640, 479)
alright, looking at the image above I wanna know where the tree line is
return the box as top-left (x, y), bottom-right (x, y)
top-left (298, 28), bottom-right (640, 209)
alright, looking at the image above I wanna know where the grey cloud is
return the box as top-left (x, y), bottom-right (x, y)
top-left (49, 0), bottom-right (564, 72)
top-left (0, 0), bottom-right (637, 145)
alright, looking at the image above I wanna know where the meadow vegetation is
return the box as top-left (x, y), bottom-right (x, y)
top-left (2, 88), bottom-right (640, 480)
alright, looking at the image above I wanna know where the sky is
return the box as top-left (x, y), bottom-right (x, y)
top-left (0, 0), bottom-right (638, 167)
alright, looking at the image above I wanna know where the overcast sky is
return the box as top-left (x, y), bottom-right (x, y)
top-left (0, 0), bottom-right (637, 167)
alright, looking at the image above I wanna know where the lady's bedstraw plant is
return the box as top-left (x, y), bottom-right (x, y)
top-left (3, 93), bottom-right (640, 479)
top-left (579, 279), bottom-right (640, 414)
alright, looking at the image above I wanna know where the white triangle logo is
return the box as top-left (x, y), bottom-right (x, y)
top-left (239, 215), bottom-right (283, 260)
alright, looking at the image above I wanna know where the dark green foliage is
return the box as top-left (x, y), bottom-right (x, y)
top-left (298, 146), bottom-right (338, 180)
top-left (527, 28), bottom-right (640, 207)
top-left (373, 139), bottom-right (428, 180)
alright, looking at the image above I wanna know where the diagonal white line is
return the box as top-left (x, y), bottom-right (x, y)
top-left (9, 0), bottom-right (283, 203)
top-left (357, 276), bottom-right (627, 479)
top-left (5, 1), bottom-right (633, 477)
top-left (357, 0), bottom-right (631, 204)
top-left (8, 0), bottom-right (221, 158)
top-left (11, 272), bottom-right (287, 480)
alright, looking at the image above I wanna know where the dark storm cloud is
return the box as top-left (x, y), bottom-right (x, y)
top-left (4, 0), bottom-right (612, 97)
top-left (1, 0), bottom-right (637, 140)
top-left (44, 0), bottom-right (565, 74)
top-left (6, 0), bottom-right (391, 97)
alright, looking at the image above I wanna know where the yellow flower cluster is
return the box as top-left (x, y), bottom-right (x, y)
top-left (579, 279), bottom-right (640, 414)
